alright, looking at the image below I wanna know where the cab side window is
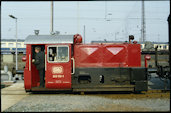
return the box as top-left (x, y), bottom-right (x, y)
top-left (48, 47), bottom-right (57, 61)
top-left (58, 47), bottom-right (68, 62)
top-left (48, 46), bottom-right (69, 62)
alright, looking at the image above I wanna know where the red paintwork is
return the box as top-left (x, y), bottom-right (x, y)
top-left (23, 36), bottom-right (141, 91)
top-left (22, 56), bottom-right (26, 62)
top-left (74, 34), bottom-right (82, 44)
top-left (24, 45), bottom-right (32, 90)
top-left (74, 43), bottom-right (141, 68)
top-left (45, 44), bottom-right (71, 89)
top-left (24, 44), bottom-right (43, 90)
top-left (24, 44), bottom-right (72, 90)
top-left (144, 54), bottom-right (151, 68)
top-left (127, 44), bottom-right (141, 67)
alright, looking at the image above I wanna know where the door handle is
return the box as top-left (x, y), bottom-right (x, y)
top-left (71, 57), bottom-right (75, 74)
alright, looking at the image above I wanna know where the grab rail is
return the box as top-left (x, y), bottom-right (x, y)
top-left (29, 54), bottom-right (31, 71)
top-left (71, 58), bottom-right (75, 74)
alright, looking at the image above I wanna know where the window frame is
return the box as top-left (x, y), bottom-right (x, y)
top-left (163, 45), bottom-right (167, 49)
top-left (47, 45), bottom-right (69, 63)
top-left (8, 43), bottom-right (14, 47)
top-left (1, 43), bottom-right (6, 47)
top-left (17, 43), bottom-right (22, 47)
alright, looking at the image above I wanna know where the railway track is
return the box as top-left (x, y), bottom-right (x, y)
top-left (1, 89), bottom-right (170, 98)
top-left (84, 90), bottom-right (170, 99)
top-left (1, 81), bottom-right (170, 98)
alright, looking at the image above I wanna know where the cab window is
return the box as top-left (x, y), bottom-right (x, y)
top-left (48, 45), bottom-right (69, 62)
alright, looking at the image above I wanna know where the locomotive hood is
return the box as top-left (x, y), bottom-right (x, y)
top-left (24, 35), bottom-right (74, 44)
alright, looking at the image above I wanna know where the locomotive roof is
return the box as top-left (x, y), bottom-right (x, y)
top-left (24, 35), bottom-right (74, 44)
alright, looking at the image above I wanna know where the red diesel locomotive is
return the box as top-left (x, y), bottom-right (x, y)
top-left (23, 34), bottom-right (148, 92)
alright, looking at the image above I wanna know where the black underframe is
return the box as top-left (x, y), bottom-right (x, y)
top-left (72, 67), bottom-right (148, 92)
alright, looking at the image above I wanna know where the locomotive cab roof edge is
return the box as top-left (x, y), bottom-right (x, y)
top-left (24, 35), bottom-right (74, 44)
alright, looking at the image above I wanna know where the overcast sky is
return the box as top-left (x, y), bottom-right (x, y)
top-left (1, 1), bottom-right (170, 43)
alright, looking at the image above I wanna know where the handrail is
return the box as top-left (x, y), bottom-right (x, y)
top-left (29, 54), bottom-right (31, 71)
top-left (71, 57), bottom-right (75, 74)
top-left (45, 54), bottom-right (47, 71)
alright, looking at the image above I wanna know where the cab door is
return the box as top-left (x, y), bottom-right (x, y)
top-left (24, 44), bottom-right (32, 90)
top-left (45, 44), bottom-right (72, 89)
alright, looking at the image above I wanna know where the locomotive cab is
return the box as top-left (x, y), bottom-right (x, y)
top-left (24, 35), bottom-right (74, 92)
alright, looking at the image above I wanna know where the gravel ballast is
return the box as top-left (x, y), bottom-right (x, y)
top-left (4, 94), bottom-right (170, 112)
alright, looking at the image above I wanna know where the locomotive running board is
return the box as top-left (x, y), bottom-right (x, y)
top-left (73, 88), bottom-right (134, 92)
top-left (31, 87), bottom-right (72, 92)
top-left (73, 87), bottom-right (134, 92)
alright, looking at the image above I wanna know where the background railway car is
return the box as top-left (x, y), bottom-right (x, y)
top-left (23, 34), bottom-right (148, 93)
top-left (1, 39), bottom-right (26, 54)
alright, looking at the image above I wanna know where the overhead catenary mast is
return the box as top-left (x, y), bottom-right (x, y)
top-left (77, 1), bottom-right (80, 33)
top-left (51, 1), bottom-right (54, 34)
top-left (83, 25), bottom-right (85, 44)
top-left (141, 0), bottom-right (146, 42)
